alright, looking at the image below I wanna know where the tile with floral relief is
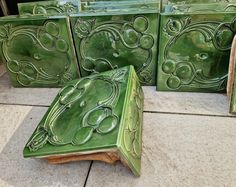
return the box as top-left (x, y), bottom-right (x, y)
top-left (70, 11), bottom-right (159, 86)
top-left (18, 0), bottom-right (80, 16)
top-left (23, 66), bottom-right (144, 176)
top-left (0, 15), bottom-right (80, 87)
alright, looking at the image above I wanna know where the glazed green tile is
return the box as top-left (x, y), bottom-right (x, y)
top-left (157, 12), bottom-right (236, 92)
top-left (81, 1), bottom-right (160, 13)
top-left (164, 3), bottom-right (236, 13)
top-left (0, 15), bottom-right (80, 87)
top-left (70, 11), bottom-right (159, 86)
top-left (230, 45), bottom-right (236, 114)
top-left (18, 0), bottom-right (80, 16)
top-left (166, 0), bottom-right (236, 4)
top-left (23, 66), bottom-right (144, 176)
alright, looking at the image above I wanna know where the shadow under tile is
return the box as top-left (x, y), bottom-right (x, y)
top-left (0, 107), bottom-right (91, 187)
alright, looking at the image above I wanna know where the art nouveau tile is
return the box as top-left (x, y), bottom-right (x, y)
top-left (70, 11), bottom-right (159, 86)
top-left (0, 16), bottom-right (80, 87)
top-left (164, 3), bottom-right (236, 13)
top-left (18, 0), bottom-right (80, 16)
top-left (23, 66), bottom-right (144, 176)
top-left (157, 12), bottom-right (236, 92)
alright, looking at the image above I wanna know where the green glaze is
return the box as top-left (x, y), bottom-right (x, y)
top-left (23, 66), bottom-right (144, 176)
top-left (81, 1), bottom-right (160, 13)
top-left (70, 11), bottom-right (159, 86)
top-left (164, 3), bottom-right (236, 13)
top-left (166, 0), bottom-right (236, 4)
top-left (157, 12), bottom-right (236, 92)
top-left (0, 16), bottom-right (80, 87)
top-left (18, 0), bottom-right (80, 16)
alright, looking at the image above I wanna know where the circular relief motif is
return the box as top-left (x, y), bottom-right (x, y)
top-left (45, 22), bottom-right (60, 37)
top-left (175, 64), bottom-right (192, 80)
top-left (133, 17), bottom-right (148, 33)
top-left (39, 33), bottom-right (54, 49)
top-left (87, 109), bottom-right (106, 127)
top-left (7, 60), bottom-right (21, 73)
top-left (33, 5), bottom-right (47, 15)
top-left (162, 60), bottom-right (176, 74)
top-left (22, 64), bottom-right (37, 79)
top-left (214, 23), bottom-right (234, 50)
top-left (139, 35), bottom-right (154, 50)
top-left (72, 127), bottom-right (94, 145)
top-left (166, 19), bottom-right (182, 36)
top-left (167, 76), bottom-right (181, 89)
top-left (94, 60), bottom-right (111, 72)
top-left (56, 39), bottom-right (69, 52)
top-left (96, 115), bottom-right (118, 134)
top-left (123, 28), bottom-right (139, 45)
top-left (17, 74), bottom-right (31, 86)
top-left (83, 59), bottom-right (95, 71)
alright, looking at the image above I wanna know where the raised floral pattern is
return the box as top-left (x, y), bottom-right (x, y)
top-left (123, 77), bottom-right (143, 159)
top-left (27, 68), bottom-right (127, 151)
top-left (161, 16), bottom-right (236, 91)
top-left (0, 21), bottom-right (75, 87)
top-left (74, 16), bottom-right (156, 85)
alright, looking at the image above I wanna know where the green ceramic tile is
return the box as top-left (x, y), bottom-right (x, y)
top-left (157, 12), bottom-right (236, 92)
top-left (80, 1), bottom-right (160, 13)
top-left (0, 15), bottom-right (80, 87)
top-left (23, 66), bottom-right (144, 176)
top-left (230, 41), bottom-right (236, 114)
top-left (70, 11), bottom-right (159, 86)
top-left (164, 3), bottom-right (236, 13)
top-left (18, 0), bottom-right (80, 16)
top-left (166, 0), bottom-right (236, 4)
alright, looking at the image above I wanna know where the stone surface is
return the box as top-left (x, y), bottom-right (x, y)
top-left (0, 71), bottom-right (232, 116)
top-left (0, 15), bottom-right (80, 87)
top-left (143, 86), bottom-right (231, 116)
top-left (157, 12), bottom-right (236, 92)
top-left (70, 12), bottom-right (159, 86)
top-left (86, 112), bottom-right (236, 186)
top-left (0, 105), bottom-right (90, 187)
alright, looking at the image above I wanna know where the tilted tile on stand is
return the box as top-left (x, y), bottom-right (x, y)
top-left (23, 66), bottom-right (144, 176)
top-left (70, 10), bottom-right (159, 86)
top-left (0, 15), bottom-right (80, 87)
top-left (18, 0), bottom-right (80, 16)
top-left (227, 35), bottom-right (236, 114)
top-left (157, 12), bottom-right (236, 92)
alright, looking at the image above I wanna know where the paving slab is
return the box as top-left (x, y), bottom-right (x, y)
top-left (0, 73), bottom-right (232, 117)
top-left (143, 87), bottom-right (231, 116)
top-left (0, 105), bottom-right (90, 187)
top-left (0, 73), bottom-right (59, 106)
top-left (86, 113), bottom-right (236, 187)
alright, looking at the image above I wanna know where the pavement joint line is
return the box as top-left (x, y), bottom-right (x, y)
top-left (0, 103), bottom-right (235, 118)
top-left (144, 110), bottom-right (236, 118)
top-left (83, 161), bottom-right (93, 187)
